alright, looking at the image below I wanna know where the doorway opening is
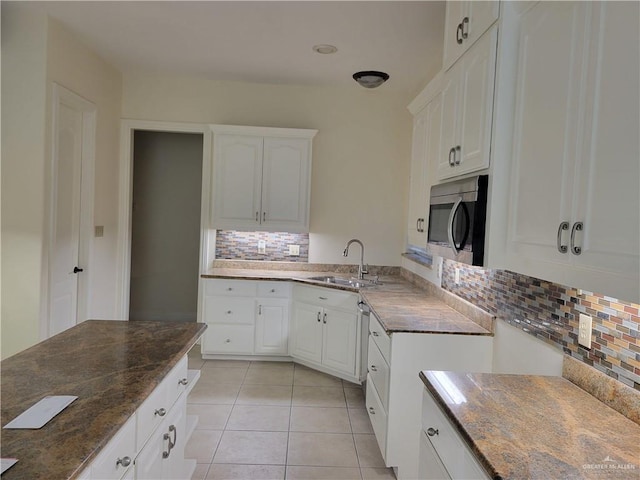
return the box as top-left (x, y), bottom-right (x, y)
top-left (129, 131), bottom-right (203, 322)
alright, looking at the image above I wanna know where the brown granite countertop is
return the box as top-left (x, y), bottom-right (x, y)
top-left (202, 267), bottom-right (492, 336)
top-left (0, 320), bottom-right (206, 480)
top-left (419, 371), bottom-right (640, 479)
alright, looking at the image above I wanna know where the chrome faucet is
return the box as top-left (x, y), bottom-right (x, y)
top-left (343, 239), bottom-right (368, 280)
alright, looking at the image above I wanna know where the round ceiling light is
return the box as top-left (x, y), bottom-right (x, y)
top-left (312, 44), bottom-right (338, 54)
top-left (352, 71), bottom-right (390, 89)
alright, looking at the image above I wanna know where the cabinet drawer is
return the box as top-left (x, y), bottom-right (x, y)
top-left (165, 355), bottom-right (189, 409)
top-left (422, 388), bottom-right (488, 479)
top-left (367, 336), bottom-right (390, 412)
top-left (366, 374), bottom-right (388, 463)
top-left (293, 284), bottom-right (358, 311)
top-left (257, 281), bottom-right (290, 298)
top-left (204, 279), bottom-right (257, 296)
top-left (369, 313), bottom-right (391, 363)
top-left (137, 375), bottom-right (170, 451)
top-left (205, 296), bottom-right (255, 325)
top-left (91, 414), bottom-right (137, 480)
top-left (203, 324), bottom-right (254, 354)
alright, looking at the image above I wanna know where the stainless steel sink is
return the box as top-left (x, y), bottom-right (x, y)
top-left (306, 275), bottom-right (380, 288)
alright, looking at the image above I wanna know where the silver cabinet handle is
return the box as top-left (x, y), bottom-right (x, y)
top-left (178, 378), bottom-right (188, 386)
top-left (427, 427), bottom-right (439, 437)
top-left (557, 221), bottom-right (569, 253)
top-left (456, 22), bottom-right (463, 44)
top-left (416, 218), bottom-right (421, 232)
top-left (317, 311), bottom-right (321, 322)
top-left (448, 147), bottom-right (456, 166)
top-left (368, 406), bottom-right (376, 415)
top-left (323, 312), bottom-right (327, 324)
top-left (255, 211), bottom-right (259, 222)
top-left (263, 212), bottom-right (266, 222)
top-left (461, 17), bottom-right (469, 39)
top-left (370, 365), bottom-right (377, 372)
top-left (116, 456), bottom-right (132, 468)
top-left (455, 145), bottom-right (461, 165)
top-left (318, 296), bottom-right (328, 300)
top-left (571, 222), bottom-right (583, 255)
top-left (258, 305), bottom-right (262, 315)
top-left (154, 408), bottom-right (166, 417)
top-left (372, 331), bottom-right (379, 337)
top-left (163, 425), bottom-right (177, 458)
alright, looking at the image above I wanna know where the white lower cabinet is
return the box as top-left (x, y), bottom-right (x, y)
top-left (420, 388), bottom-right (489, 479)
top-left (365, 312), bottom-right (492, 480)
top-left (80, 355), bottom-right (200, 480)
top-left (291, 284), bottom-right (360, 382)
top-left (202, 279), bottom-right (290, 357)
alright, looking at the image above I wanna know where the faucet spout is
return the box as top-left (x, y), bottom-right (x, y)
top-left (343, 239), bottom-right (368, 280)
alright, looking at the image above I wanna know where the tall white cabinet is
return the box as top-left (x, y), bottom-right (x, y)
top-left (211, 125), bottom-right (317, 233)
top-left (505, 1), bottom-right (640, 302)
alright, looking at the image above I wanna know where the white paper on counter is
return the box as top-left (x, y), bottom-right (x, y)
top-left (1, 458), bottom-right (19, 474)
top-left (3, 395), bottom-right (78, 429)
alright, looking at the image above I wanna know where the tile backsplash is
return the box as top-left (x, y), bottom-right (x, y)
top-left (441, 259), bottom-right (640, 390)
top-left (215, 230), bottom-right (309, 262)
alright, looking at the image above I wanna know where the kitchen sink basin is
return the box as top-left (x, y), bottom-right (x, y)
top-left (306, 275), bottom-right (381, 288)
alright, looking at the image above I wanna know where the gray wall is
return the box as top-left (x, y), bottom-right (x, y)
top-left (130, 131), bottom-right (203, 321)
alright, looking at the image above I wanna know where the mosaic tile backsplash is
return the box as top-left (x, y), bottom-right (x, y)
top-left (441, 259), bottom-right (640, 390)
top-left (215, 230), bottom-right (309, 262)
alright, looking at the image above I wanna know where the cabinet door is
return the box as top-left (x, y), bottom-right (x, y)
top-left (212, 134), bottom-right (263, 228)
top-left (572, 1), bottom-right (640, 300)
top-left (255, 298), bottom-right (289, 355)
top-left (457, 27), bottom-right (497, 177)
top-left (465, 1), bottom-right (500, 48)
top-left (437, 69), bottom-right (461, 178)
top-left (261, 137), bottom-right (310, 231)
top-left (407, 107), bottom-right (429, 247)
top-left (321, 308), bottom-right (357, 376)
top-left (291, 302), bottom-right (323, 364)
top-left (162, 395), bottom-right (188, 479)
top-left (506, 2), bottom-right (589, 266)
top-left (442, 1), bottom-right (467, 70)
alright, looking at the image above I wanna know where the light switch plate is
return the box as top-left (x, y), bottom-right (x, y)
top-left (289, 245), bottom-right (300, 256)
top-left (258, 240), bottom-right (266, 254)
top-left (578, 313), bottom-right (592, 349)
top-left (94, 226), bottom-right (104, 237)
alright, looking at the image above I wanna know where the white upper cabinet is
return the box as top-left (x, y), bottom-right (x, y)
top-left (437, 26), bottom-right (497, 181)
top-left (505, 1), bottom-right (640, 302)
top-left (443, 1), bottom-right (500, 71)
top-left (211, 125), bottom-right (317, 232)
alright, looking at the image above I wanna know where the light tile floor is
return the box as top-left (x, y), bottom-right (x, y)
top-left (187, 351), bottom-right (396, 480)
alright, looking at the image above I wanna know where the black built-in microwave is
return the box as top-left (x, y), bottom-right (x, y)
top-left (427, 175), bottom-right (488, 266)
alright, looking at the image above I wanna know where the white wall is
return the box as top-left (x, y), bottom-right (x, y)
top-left (122, 74), bottom-right (412, 266)
top-left (1, 7), bottom-right (122, 358)
top-left (1, 3), bottom-right (49, 358)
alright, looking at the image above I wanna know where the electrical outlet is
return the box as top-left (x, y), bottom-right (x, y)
top-left (258, 240), bottom-right (266, 254)
top-left (94, 226), bottom-right (104, 238)
top-left (578, 313), bottom-right (592, 349)
top-left (455, 268), bottom-right (461, 285)
top-left (289, 244), bottom-right (300, 256)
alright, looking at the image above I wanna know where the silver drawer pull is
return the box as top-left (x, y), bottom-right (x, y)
top-left (370, 365), bottom-right (377, 372)
top-left (178, 378), bottom-right (188, 386)
top-left (116, 456), bottom-right (131, 468)
top-left (227, 287), bottom-right (233, 291)
top-left (225, 339), bottom-right (231, 343)
top-left (270, 288), bottom-right (276, 293)
top-left (372, 331), bottom-right (379, 337)
top-left (427, 427), bottom-right (439, 437)
top-left (368, 407), bottom-right (375, 415)
top-left (226, 310), bottom-right (232, 314)
top-left (154, 408), bottom-right (166, 417)
top-left (319, 296), bottom-right (328, 300)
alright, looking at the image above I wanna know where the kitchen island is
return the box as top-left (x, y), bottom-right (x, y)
top-left (0, 320), bottom-right (206, 480)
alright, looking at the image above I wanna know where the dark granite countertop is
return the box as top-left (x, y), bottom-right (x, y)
top-left (419, 371), bottom-right (640, 479)
top-left (202, 267), bottom-right (493, 336)
top-left (0, 320), bottom-right (206, 480)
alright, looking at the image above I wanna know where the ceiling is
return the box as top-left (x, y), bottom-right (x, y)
top-left (30, 1), bottom-right (445, 96)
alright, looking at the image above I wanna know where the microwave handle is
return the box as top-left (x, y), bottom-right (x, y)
top-left (447, 196), bottom-right (464, 256)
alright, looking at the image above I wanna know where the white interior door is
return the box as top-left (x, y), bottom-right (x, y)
top-left (49, 85), bottom-right (95, 337)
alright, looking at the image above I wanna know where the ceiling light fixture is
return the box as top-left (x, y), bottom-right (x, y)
top-left (312, 44), bottom-right (338, 54)
top-left (352, 71), bottom-right (390, 89)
